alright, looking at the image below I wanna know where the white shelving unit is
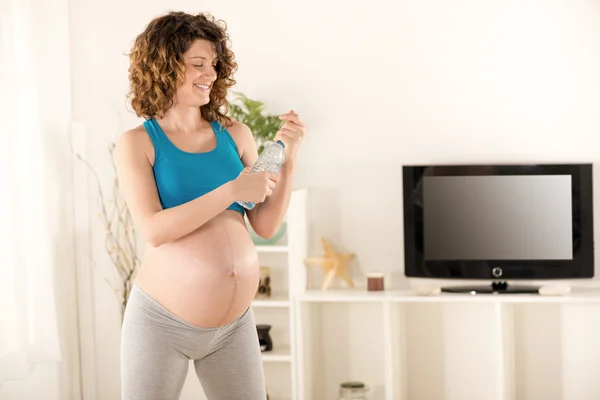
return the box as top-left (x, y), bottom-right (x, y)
top-left (294, 288), bottom-right (600, 400)
top-left (257, 188), bottom-right (600, 400)
top-left (250, 188), bottom-right (308, 400)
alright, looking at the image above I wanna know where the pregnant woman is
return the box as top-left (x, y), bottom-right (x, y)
top-left (115, 11), bottom-right (306, 400)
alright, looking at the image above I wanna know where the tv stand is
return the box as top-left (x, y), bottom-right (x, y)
top-left (441, 281), bottom-right (540, 294)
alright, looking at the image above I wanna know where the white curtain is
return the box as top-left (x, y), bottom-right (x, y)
top-left (0, 0), bottom-right (61, 384)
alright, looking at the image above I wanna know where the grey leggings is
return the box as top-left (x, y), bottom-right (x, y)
top-left (120, 285), bottom-right (266, 400)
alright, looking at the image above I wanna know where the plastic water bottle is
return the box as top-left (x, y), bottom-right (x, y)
top-left (237, 140), bottom-right (286, 210)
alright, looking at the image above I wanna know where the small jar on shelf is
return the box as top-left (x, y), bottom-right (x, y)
top-left (338, 381), bottom-right (370, 399)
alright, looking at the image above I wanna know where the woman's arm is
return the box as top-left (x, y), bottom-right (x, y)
top-left (115, 127), bottom-right (275, 247)
top-left (229, 111), bottom-right (306, 238)
top-left (250, 162), bottom-right (296, 238)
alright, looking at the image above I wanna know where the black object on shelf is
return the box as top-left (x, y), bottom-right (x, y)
top-left (256, 324), bottom-right (273, 352)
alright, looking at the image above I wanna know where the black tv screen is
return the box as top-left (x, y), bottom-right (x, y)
top-left (402, 164), bottom-right (594, 281)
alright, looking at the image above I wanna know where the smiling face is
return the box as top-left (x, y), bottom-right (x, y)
top-left (173, 39), bottom-right (218, 109)
top-left (128, 12), bottom-right (238, 123)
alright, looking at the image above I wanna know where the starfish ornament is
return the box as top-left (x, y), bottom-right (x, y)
top-left (304, 237), bottom-right (355, 290)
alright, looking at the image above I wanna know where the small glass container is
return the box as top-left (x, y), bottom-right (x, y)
top-left (338, 381), bottom-right (370, 399)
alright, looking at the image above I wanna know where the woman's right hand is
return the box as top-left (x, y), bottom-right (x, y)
top-left (233, 168), bottom-right (278, 203)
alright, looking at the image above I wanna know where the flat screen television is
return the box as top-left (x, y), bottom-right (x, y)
top-left (402, 164), bottom-right (594, 294)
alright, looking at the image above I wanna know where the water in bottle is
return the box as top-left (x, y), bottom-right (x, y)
top-left (237, 140), bottom-right (286, 210)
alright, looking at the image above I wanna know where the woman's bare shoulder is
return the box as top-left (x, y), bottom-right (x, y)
top-left (225, 119), bottom-right (253, 140)
top-left (116, 124), bottom-right (155, 164)
top-left (119, 124), bottom-right (150, 143)
top-left (224, 119), bottom-right (255, 154)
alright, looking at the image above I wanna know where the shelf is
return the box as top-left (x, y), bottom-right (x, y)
top-left (250, 189), bottom-right (306, 400)
top-left (252, 295), bottom-right (291, 308)
top-left (295, 292), bottom-right (600, 399)
top-left (256, 245), bottom-right (289, 253)
top-left (295, 287), bottom-right (600, 304)
top-left (297, 289), bottom-right (388, 303)
top-left (262, 346), bottom-right (292, 362)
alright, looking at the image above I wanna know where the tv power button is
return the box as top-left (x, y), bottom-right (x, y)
top-left (492, 267), bottom-right (503, 278)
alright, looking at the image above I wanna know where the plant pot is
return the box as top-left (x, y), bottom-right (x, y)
top-left (247, 221), bottom-right (287, 245)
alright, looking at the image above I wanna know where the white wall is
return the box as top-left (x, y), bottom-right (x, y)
top-left (67, 0), bottom-right (600, 398)
top-left (0, 0), bottom-right (81, 399)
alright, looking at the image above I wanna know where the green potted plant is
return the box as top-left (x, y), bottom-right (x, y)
top-left (228, 92), bottom-right (281, 155)
top-left (228, 92), bottom-right (287, 245)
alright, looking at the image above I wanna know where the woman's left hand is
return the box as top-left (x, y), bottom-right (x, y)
top-left (275, 110), bottom-right (306, 164)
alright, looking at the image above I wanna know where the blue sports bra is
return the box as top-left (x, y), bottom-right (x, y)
top-left (143, 118), bottom-right (245, 215)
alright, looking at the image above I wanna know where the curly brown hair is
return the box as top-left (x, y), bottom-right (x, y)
top-left (126, 11), bottom-right (238, 125)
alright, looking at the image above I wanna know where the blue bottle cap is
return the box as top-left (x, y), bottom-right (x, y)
top-left (276, 140), bottom-right (285, 147)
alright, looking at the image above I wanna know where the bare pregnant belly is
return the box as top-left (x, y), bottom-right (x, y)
top-left (135, 211), bottom-right (260, 328)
